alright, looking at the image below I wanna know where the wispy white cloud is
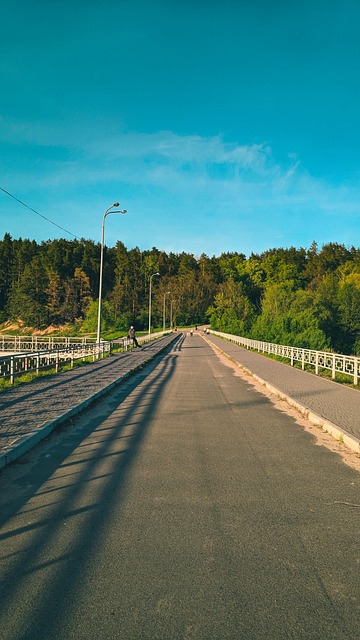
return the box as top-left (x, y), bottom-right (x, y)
top-left (1, 114), bottom-right (273, 172)
top-left (2, 117), bottom-right (360, 208)
top-left (2, 116), bottom-right (360, 254)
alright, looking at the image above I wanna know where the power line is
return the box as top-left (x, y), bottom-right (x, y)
top-left (0, 187), bottom-right (81, 240)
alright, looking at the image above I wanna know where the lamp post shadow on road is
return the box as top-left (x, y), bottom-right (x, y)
top-left (96, 203), bottom-right (126, 346)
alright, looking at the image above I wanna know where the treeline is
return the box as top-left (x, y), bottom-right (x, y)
top-left (0, 233), bottom-right (359, 354)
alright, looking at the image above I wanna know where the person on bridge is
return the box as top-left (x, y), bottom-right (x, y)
top-left (128, 325), bottom-right (140, 349)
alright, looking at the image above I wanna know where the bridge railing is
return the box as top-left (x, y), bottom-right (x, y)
top-left (0, 342), bottom-right (111, 384)
top-left (114, 330), bottom-right (171, 350)
top-left (209, 330), bottom-right (360, 386)
top-left (0, 331), bottom-right (172, 384)
top-left (0, 335), bottom-right (96, 352)
top-left (0, 331), bottom-right (171, 353)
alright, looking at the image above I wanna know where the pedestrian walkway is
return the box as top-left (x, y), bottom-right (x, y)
top-left (206, 333), bottom-right (360, 452)
top-left (0, 333), bottom-right (180, 468)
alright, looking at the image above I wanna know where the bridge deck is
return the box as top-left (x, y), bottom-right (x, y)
top-left (1, 330), bottom-right (360, 470)
top-left (1, 332), bottom-right (360, 639)
top-left (206, 333), bottom-right (360, 447)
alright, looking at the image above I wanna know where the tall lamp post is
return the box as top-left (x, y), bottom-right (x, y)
top-left (97, 203), bottom-right (126, 345)
top-left (148, 272), bottom-right (160, 335)
top-left (170, 299), bottom-right (178, 330)
top-left (163, 291), bottom-right (170, 332)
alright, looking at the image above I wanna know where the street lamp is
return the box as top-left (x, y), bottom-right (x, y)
top-left (148, 272), bottom-right (160, 335)
top-left (170, 299), bottom-right (178, 330)
top-left (97, 203), bottom-right (126, 345)
top-left (163, 291), bottom-right (171, 332)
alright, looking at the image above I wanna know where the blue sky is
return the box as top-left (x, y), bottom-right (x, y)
top-left (1, 0), bottom-right (360, 256)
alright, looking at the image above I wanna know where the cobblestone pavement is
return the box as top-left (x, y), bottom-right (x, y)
top-left (0, 334), bottom-right (180, 459)
top-left (207, 334), bottom-right (360, 442)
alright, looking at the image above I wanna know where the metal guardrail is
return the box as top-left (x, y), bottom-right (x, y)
top-left (0, 331), bottom-right (171, 352)
top-left (0, 335), bottom-right (96, 352)
top-left (0, 331), bottom-right (172, 384)
top-left (210, 330), bottom-right (360, 386)
top-left (0, 342), bottom-right (111, 384)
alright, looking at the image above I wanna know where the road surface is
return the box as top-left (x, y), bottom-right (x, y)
top-left (0, 333), bottom-right (360, 639)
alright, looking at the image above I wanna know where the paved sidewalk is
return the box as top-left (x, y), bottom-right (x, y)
top-left (0, 333), bottom-right (180, 468)
top-left (206, 333), bottom-right (360, 452)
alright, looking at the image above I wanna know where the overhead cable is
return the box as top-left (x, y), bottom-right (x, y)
top-left (0, 187), bottom-right (81, 240)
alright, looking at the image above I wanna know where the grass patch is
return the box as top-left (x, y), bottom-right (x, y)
top-left (0, 367), bottom-right (59, 391)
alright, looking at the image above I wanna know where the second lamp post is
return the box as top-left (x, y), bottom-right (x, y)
top-left (163, 291), bottom-right (171, 332)
top-left (148, 272), bottom-right (160, 335)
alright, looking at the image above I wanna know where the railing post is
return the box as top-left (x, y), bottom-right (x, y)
top-left (332, 354), bottom-right (336, 380)
top-left (315, 351), bottom-right (319, 375)
top-left (10, 356), bottom-right (14, 384)
top-left (290, 347), bottom-right (294, 367)
top-left (354, 357), bottom-right (358, 386)
top-left (36, 354), bottom-right (40, 376)
top-left (56, 351), bottom-right (59, 374)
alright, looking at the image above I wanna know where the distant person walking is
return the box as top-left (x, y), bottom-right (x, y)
top-left (128, 325), bottom-right (140, 348)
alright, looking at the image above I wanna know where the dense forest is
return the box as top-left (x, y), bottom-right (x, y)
top-left (0, 233), bottom-right (360, 355)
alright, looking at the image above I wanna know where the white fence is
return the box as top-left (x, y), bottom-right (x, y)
top-left (0, 342), bottom-right (110, 384)
top-left (0, 335), bottom-right (96, 352)
top-left (210, 330), bottom-right (360, 386)
top-left (0, 331), bottom-right (170, 353)
top-left (0, 331), bottom-right (171, 384)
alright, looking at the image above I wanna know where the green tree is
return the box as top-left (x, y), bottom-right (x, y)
top-left (0, 233), bottom-right (13, 319)
top-left (209, 278), bottom-right (255, 335)
top-left (338, 281), bottom-right (360, 354)
top-left (45, 267), bottom-right (62, 324)
top-left (8, 255), bottom-right (49, 327)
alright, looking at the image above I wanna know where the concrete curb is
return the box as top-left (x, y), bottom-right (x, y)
top-left (206, 337), bottom-right (360, 455)
top-left (0, 336), bottom-right (179, 471)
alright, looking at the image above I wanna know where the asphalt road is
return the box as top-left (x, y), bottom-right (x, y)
top-left (1, 333), bottom-right (360, 639)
